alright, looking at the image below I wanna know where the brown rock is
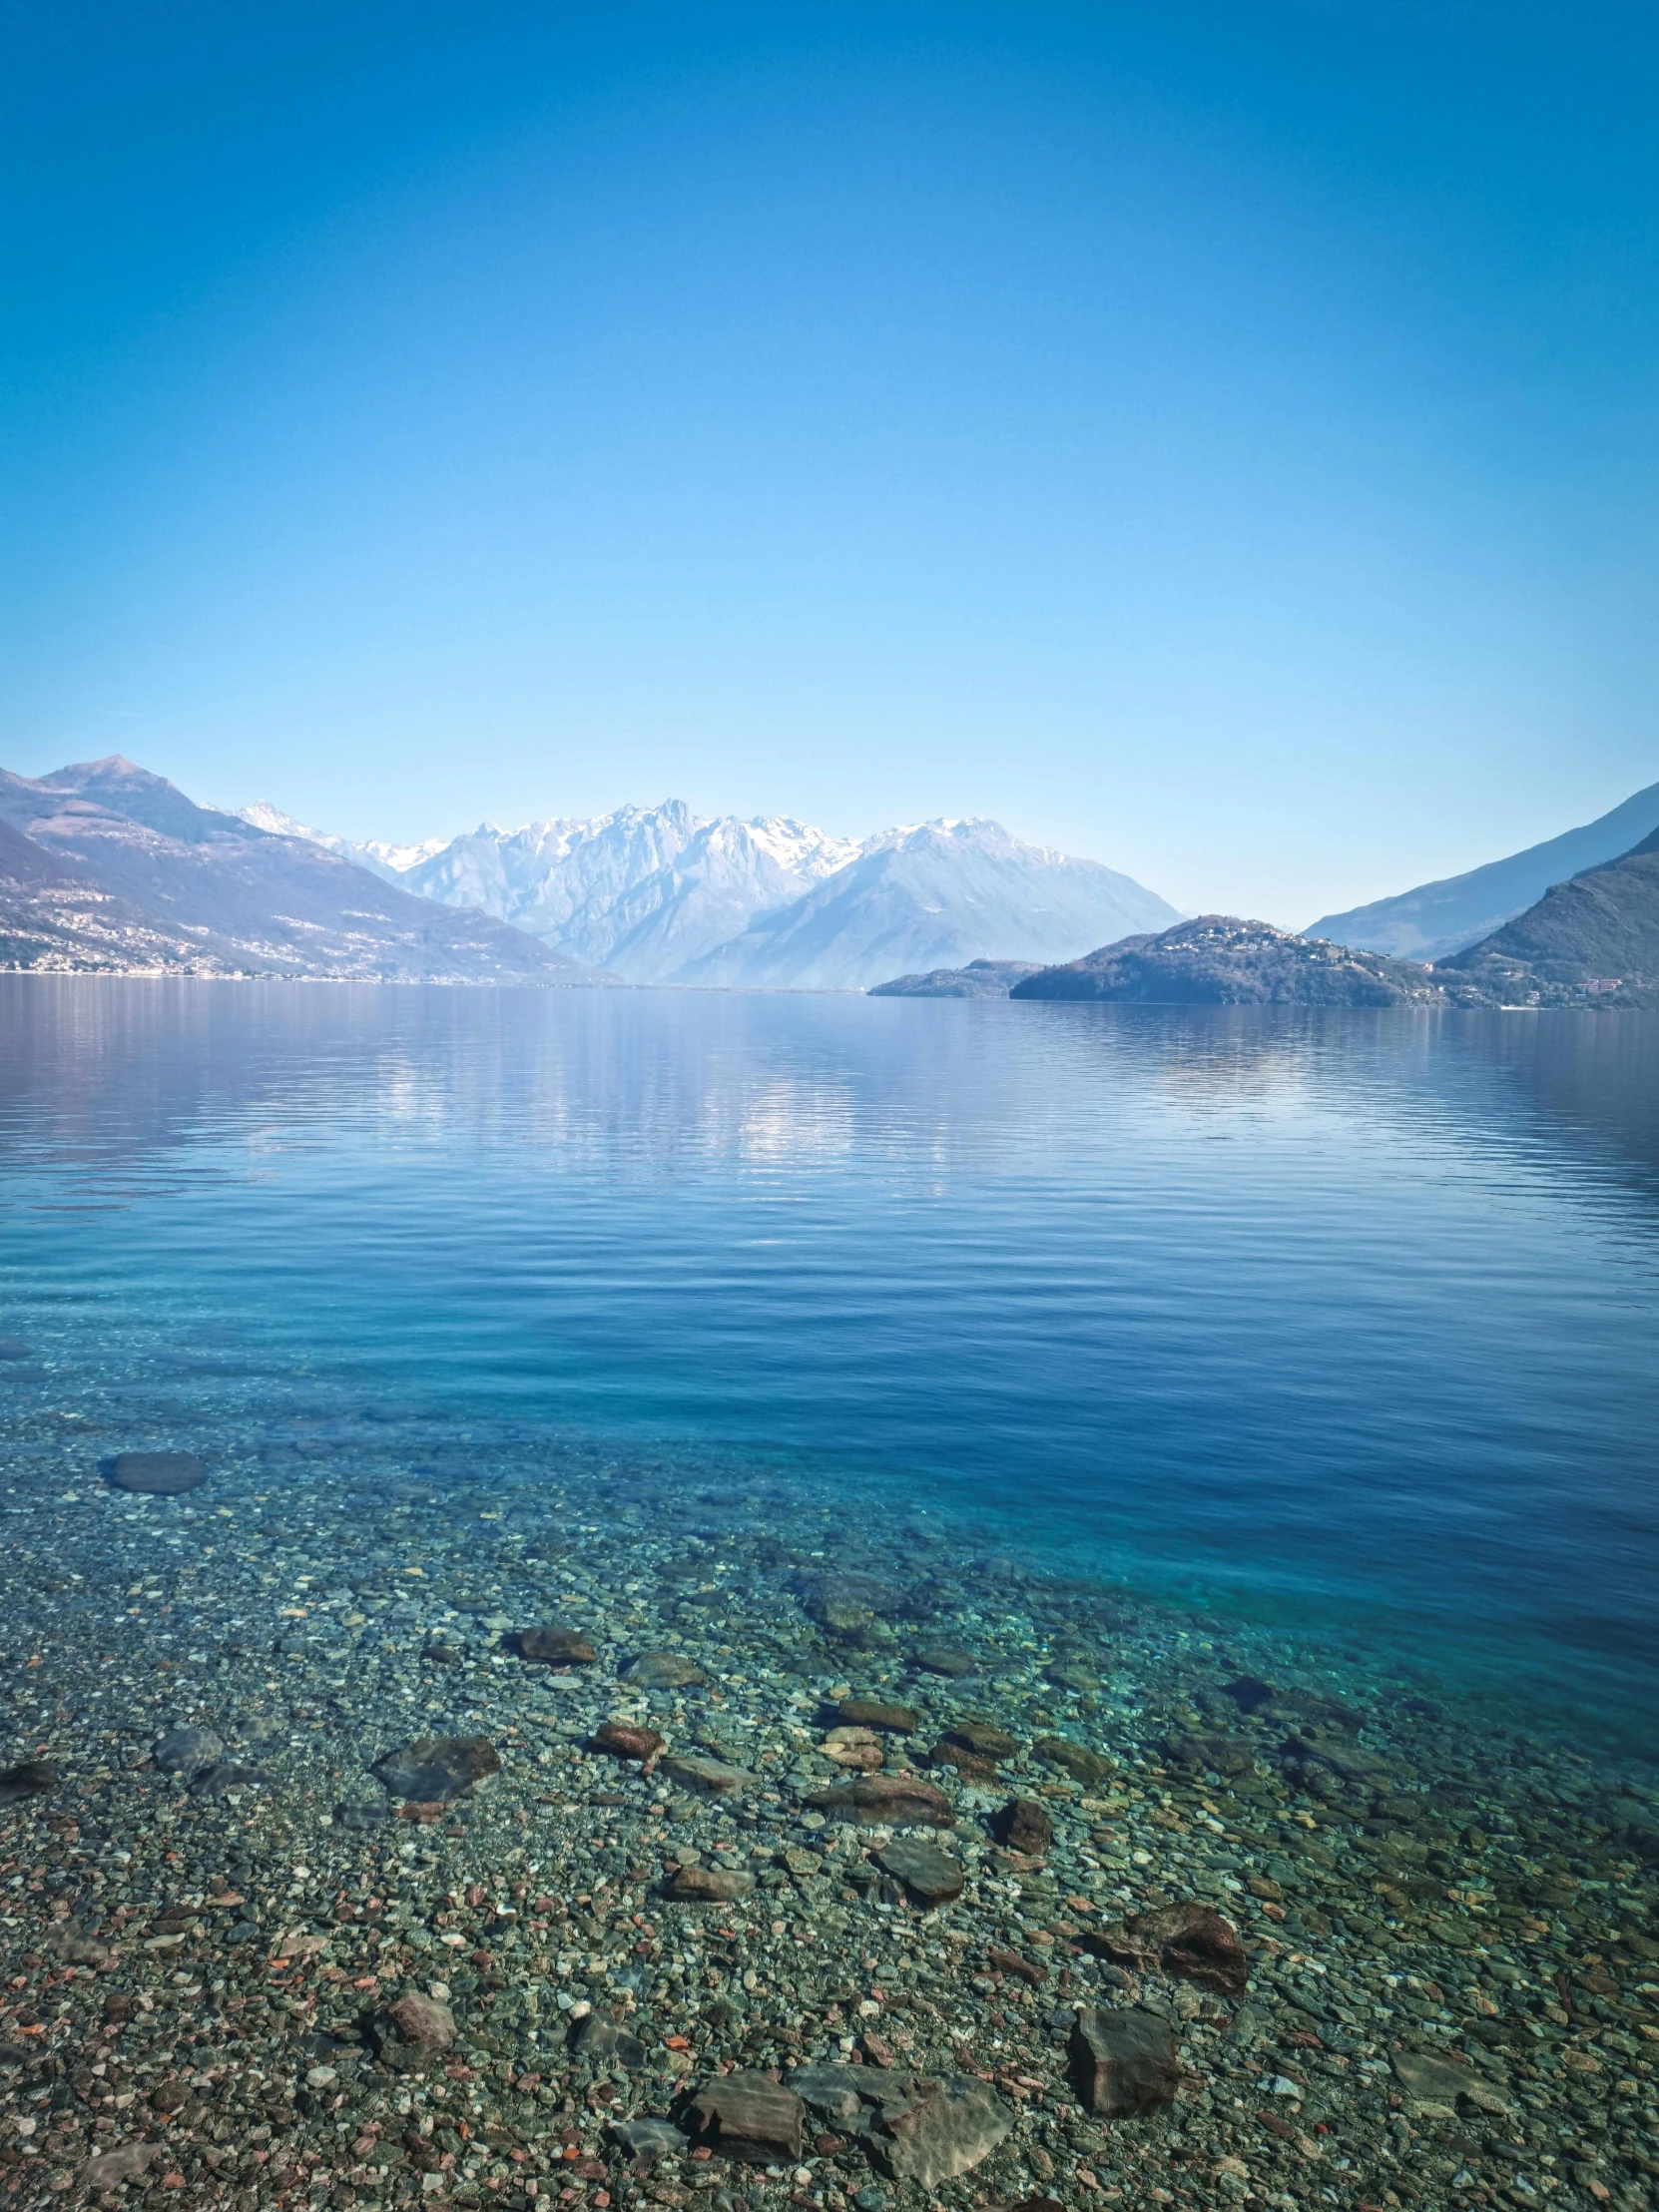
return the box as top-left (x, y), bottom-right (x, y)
top-left (1163, 1730), bottom-right (1255, 1777)
top-left (1032, 1735), bottom-right (1113, 1785)
top-left (384, 1990), bottom-right (457, 2050)
top-left (621, 1651), bottom-right (708, 1689)
top-left (874, 1838), bottom-right (964, 1905)
top-left (1086, 1902), bottom-right (1249, 1997)
top-left (1069, 2006), bottom-right (1180, 2116)
top-left (823, 1726), bottom-right (884, 1771)
top-left (986, 1946), bottom-right (1048, 1986)
top-left (993, 1797), bottom-right (1053, 1855)
top-left (834, 1699), bottom-right (918, 1734)
top-left (913, 1646), bottom-right (978, 1678)
top-left (516, 1625), bottom-right (599, 1665)
top-left (684, 2071), bottom-right (806, 2164)
top-left (0, 1760), bottom-right (58, 1806)
top-left (668, 1863), bottom-right (756, 1903)
top-left (592, 1721), bottom-right (665, 1763)
top-left (806, 1773), bottom-right (956, 1828)
top-left (107, 1450), bottom-right (206, 1495)
top-left (934, 1718), bottom-right (1018, 1762)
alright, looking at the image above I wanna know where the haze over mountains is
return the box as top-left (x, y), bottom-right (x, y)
top-left (6, 754), bottom-right (1659, 1003)
top-left (1308, 779), bottom-right (1659, 960)
top-left (240, 797), bottom-right (1182, 989)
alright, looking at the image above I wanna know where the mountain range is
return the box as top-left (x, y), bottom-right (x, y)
top-left (1307, 779), bottom-right (1659, 960)
top-left (0, 759), bottom-right (606, 982)
top-left (1436, 825), bottom-right (1659, 1007)
top-left (238, 798), bottom-right (1182, 989)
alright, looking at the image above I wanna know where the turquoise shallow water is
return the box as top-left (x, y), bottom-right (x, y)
top-left (3, 978), bottom-right (1658, 1741)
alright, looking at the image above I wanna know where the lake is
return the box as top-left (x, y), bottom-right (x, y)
top-left (3, 976), bottom-right (1657, 1744)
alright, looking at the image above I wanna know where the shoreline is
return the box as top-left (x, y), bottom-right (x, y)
top-left (3, 1404), bottom-right (1657, 2212)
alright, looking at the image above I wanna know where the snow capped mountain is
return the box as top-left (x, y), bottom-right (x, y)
top-left (237, 795), bottom-right (1179, 987)
top-left (678, 818), bottom-right (1183, 989)
top-left (235, 802), bottom-right (449, 883)
top-left (397, 801), bottom-right (868, 978)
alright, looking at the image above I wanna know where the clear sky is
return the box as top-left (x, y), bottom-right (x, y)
top-left (4, 1), bottom-right (1657, 923)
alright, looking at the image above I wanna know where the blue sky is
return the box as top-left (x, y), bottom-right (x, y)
top-left (4, 1), bottom-right (1657, 922)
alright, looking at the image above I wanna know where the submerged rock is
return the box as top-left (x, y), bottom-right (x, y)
top-left (591, 1719), bottom-right (664, 1763)
top-left (376, 1989), bottom-right (457, 2064)
top-left (807, 1773), bottom-right (956, 1827)
top-left (371, 1735), bottom-right (500, 1801)
top-left (823, 1724), bottom-right (885, 1770)
top-left (834, 1698), bottom-right (918, 1734)
top-left (660, 1753), bottom-right (754, 1795)
top-left (620, 1650), bottom-right (707, 1689)
top-left (0, 1760), bottom-right (58, 1805)
top-left (1069, 2006), bottom-right (1181, 2116)
top-left (154, 1724), bottom-right (224, 1775)
top-left (683, 2071), bottom-right (806, 2164)
top-left (106, 1450), bottom-right (206, 1495)
top-left (667, 1863), bottom-right (755, 1903)
top-left (1031, 1733), bottom-right (1113, 1784)
top-left (867, 2072), bottom-right (1011, 2186)
top-left (515, 1624), bottom-right (599, 1664)
top-left (993, 1797), bottom-right (1054, 1855)
top-left (1087, 1902), bottom-right (1250, 1996)
top-left (874, 1837), bottom-right (964, 1905)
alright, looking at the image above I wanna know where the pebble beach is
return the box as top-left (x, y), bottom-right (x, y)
top-left (3, 1374), bottom-right (1659, 2212)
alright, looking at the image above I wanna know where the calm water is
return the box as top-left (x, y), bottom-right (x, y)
top-left (4, 978), bottom-right (1658, 1739)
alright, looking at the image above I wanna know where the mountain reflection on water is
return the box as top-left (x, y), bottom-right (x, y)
top-left (2, 977), bottom-right (1657, 1738)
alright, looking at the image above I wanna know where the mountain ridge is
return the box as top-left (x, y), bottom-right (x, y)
top-left (0, 758), bottom-right (610, 982)
top-left (237, 796), bottom-right (1182, 989)
top-left (1308, 778), bottom-right (1659, 960)
top-left (1436, 825), bottom-right (1659, 1006)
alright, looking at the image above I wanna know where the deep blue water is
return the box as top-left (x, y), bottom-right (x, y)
top-left (3, 978), bottom-right (1658, 1737)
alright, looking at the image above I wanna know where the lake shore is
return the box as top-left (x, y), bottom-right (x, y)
top-left (3, 1394), bottom-right (1657, 2212)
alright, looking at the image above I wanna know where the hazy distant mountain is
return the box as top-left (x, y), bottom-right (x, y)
top-left (868, 958), bottom-right (1045, 998)
top-left (1012, 914), bottom-right (1458, 1005)
top-left (677, 819), bottom-right (1181, 990)
top-left (399, 801), bottom-right (863, 979)
top-left (237, 801), bottom-right (449, 884)
top-left (0, 758), bottom-right (608, 983)
top-left (1437, 827), bottom-right (1659, 1006)
top-left (1308, 778), bottom-right (1659, 960)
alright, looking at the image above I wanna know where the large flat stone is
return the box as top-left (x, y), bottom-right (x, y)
top-left (683, 2071), bottom-right (806, 2164)
top-left (1069, 2006), bottom-right (1180, 2117)
top-left (875, 1837), bottom-right (965, 1906)
top-left (371, 1735), bottom-right (500, 1802)
top-left (806, 1773), bottom-right (955, 1827)
top-left (867, 2074), bottom-right (1012, 2187)
top-left (107, 1450), bottom-right (206, 1495)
